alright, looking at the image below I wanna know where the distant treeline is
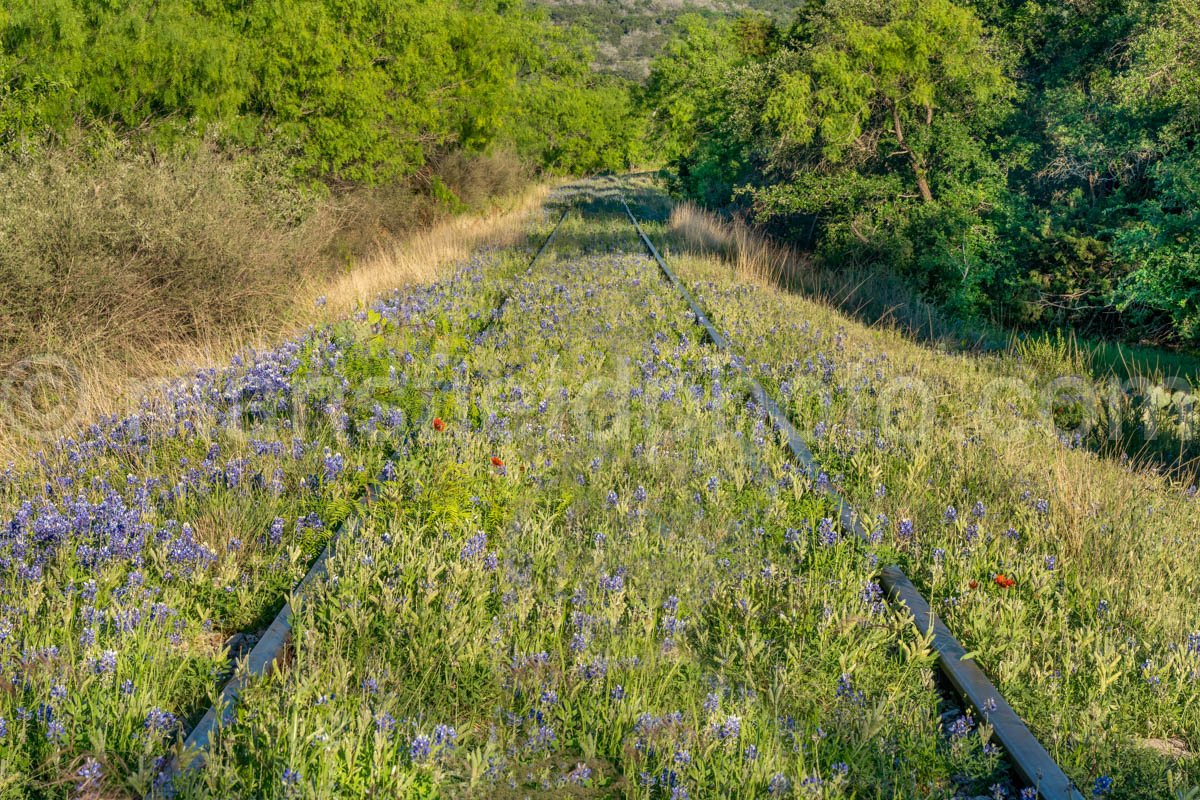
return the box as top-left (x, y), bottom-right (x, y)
top-left (0, 0), bottom-right (643, 179)
top-left (644, 0), bottom-right (1200, 349)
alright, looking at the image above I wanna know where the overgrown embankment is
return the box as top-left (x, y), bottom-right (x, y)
top-left (0, 146), bottom-right (543, 460)
top-left (0, 0), bottom-right (644, 460)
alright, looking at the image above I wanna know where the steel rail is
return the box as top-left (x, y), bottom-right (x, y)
top-left (151, 205), bottom-right (572, 797)
top-left (619, 194), bottom-right (1084, 800)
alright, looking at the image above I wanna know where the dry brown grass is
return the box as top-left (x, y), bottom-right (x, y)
top-left (314, 184), bottom-right (548, 321)
top-left (666, 202), bottom-right (973, 344)
top-left (0, 147), bottom-right (549, 463)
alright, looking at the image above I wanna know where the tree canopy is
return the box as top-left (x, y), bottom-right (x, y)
top-left (0, 0), bottom-right (641, 178)
top-left (645, 0), bottom-right (1200, 349)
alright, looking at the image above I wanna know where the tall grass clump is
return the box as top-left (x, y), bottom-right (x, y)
top-left (0, 145), bottom-right (330, 369)
top-left (666, 202), bottom-right (980, 346)
top-left (0, 144), bottom-right (540, 462)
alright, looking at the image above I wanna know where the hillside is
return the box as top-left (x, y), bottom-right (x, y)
top-left (532, 0), bottom-right (792, 78)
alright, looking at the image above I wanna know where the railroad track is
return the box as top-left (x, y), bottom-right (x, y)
top-left (616, 188), bottom-right (1084, 800)
top-left (156, 186), bottom-right (1083, 799)
top-left (151, 206), bottom-right (571, 797)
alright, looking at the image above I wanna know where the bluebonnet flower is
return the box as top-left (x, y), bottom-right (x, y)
top-left (1021, 789), bottom-right (1039, 800)
top-left (47, 720), bottom-right (66, 742)
top-left (1093, 776), bottom-right (1113, 796)
top-left (972, 501), bottom-right (986, 519)
top-left (533, 725), bottom-right (556, 748)
top-left (606, 490), bottom-right (618, 507)
top-left (566, 764), bottom-right (592, 784)
top-left (1034, 498), bottom-right (1050, 515)
top-left (322, 449), bottom-right (344, 482)
top-left (1044, 555), bottom-right (1056, 571)
top-left (0, 718), bottom-right (8, 739)
top-left (818, 518), bottom-right (837, 546)
top-left (266, 517), bottom-right (285, 547)
top-left (743, 744), bottom-right (759, 761)
top-left (671, 787), bottom-right (689, 799)
top-left (410, 735), bottom-right (432, 763)
top-left (1098, 599), bottom-right (1109, 615)
top-left (715, 715), bottom-right (740, 740)
top-left (282, 767), bottom-right (301, 786)
top-left (897, 519), bottom-right (914, 540)
top-left (144, 707), bottom-right (177, 734)
top-left (835, 673), bottom-right (864, 705)
top-left (704, 692), bottom-right (719, 713)
top-left (121, 679), bottom-right (135, 695)
top-left (944, 506), bottom-right (958, 524)
top-left (860, 580), bottom-right (885, 614)
top-left (610, 685), bottom-right (625, 701)
top-left (433, 724), bottom-right (457, 749)
top-left (767, 774), bottom-right (790, 794)
top-left (947, 712), bottom-right (974, 739)
top-left (77, 757), bottom-right (102, 790)
top-left (460, 532), bottom-right (487, 561)
top-left (269, 468), bottom-right (285, 496)
top-left (633, 485), bottom-right (647, 503)
top-left (296, 513), bottom-right (323, 532)
top-left (990, 783), bottom-right (1007, 799)
top-left (706, 475), bottom-right (719, 493)
top-left (375, 712), bottom-right (396, 734)
top-left (361, 677), bottom-right (378, 694)
top-left (831, 762), bottom-right (849, 778)
top-left (599, 572), bottom-right (624, 592)
top-left (933, 547), bottom-right (946, 563)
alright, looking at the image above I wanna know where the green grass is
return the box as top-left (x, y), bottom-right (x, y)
top-left (2, 179), bottom-right (1198, 799)
top-left (175, 204), bottom-right (1002, 798)
top-left (636, 176), bottom-right (1200, 797)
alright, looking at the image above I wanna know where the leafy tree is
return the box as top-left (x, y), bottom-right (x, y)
top-left (763, 0), bottom-right (1011, 203)
top-left (646, 0), bottom-right (1200, 349)
top-left (0, 0), bottom-right (640, 180)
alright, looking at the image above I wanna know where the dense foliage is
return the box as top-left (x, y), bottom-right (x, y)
top-left (645, 0), bottom-right (1200, 349)
top-left (0, 0), bottom-right (641, 178)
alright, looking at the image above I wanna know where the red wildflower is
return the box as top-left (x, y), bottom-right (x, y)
top-left (433, 417), bottom-right (446, 432)
top-left (968, 580), bottom-right (979, 590)
top-left (994, 574), bottom-right (1016, 589)
top-left (490, 456), bottom-right (504, 468)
